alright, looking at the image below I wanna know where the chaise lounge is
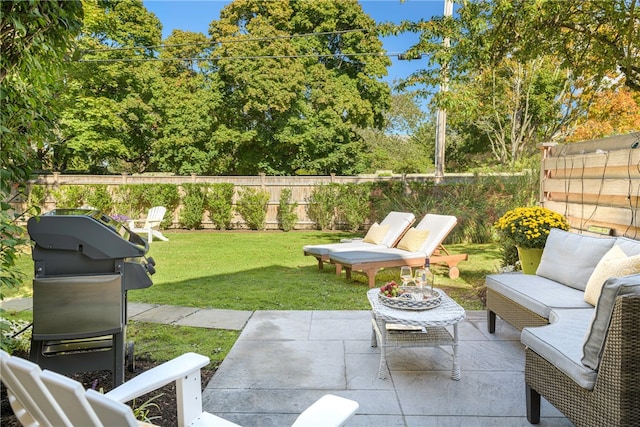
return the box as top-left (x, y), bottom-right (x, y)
top-left (328, 214), bottom-right (468, 287)
top-left (303, 211), bottom-right (415, 270)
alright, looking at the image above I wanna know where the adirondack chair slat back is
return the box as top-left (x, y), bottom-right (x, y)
top-left (1, 351), bottom-right (72, 426)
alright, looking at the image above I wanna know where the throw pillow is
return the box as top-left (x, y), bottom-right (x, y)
top-left (584, 245), bottom-right (639, 305)
top-left (363, 222), bottom-right (389, 245)
top-left (397, 228), bottom-right (430, 252)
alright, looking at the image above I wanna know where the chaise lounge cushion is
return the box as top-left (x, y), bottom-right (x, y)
top-left (329, 247), bottom-right (427, 265)
top-left (485, 273), bottom-right (592, 318)
top-left (581, 274), bottom-right (640, 369)
top-left (303, 211), bottom-right (415, 257)
top-left (521, 309), bottom-right (597, 390)
top-left (535, 229), bottom-right (616, 291)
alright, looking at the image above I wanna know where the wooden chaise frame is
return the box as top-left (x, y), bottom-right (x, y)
top-left (334, 244), bottom-right (468, 287)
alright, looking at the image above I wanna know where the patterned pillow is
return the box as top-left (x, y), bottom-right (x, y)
top-left (583, 245), bottom-right (638, 305)
top-left (397, 228), bottom-right (430, 252)
top-left (363, 222), bottom-right (389, 245)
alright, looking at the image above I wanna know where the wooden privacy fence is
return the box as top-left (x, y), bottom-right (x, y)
top-left (24, 173), bottom-right (445, 230)
top-left (540, 133), bottom-right (640, 239)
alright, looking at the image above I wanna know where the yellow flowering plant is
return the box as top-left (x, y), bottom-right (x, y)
top-left (494, 206), bottom-right (570, 249)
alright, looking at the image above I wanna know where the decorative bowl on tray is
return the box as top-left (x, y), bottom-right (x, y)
top-left (378, 281), bottom-right (442, 310)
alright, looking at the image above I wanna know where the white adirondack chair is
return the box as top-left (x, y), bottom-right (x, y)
top-left (128, 206), bottom-right (169, 243)
top-left (0, 350), bottom-right (359, 427)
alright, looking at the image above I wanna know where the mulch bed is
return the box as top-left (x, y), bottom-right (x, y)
top-left (1, 351), bottom-right (216, 427)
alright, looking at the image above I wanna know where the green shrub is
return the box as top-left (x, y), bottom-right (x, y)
top-left (277, 188), bottom-right (298, 232)
top-left (112, 185), bottom-right (149, 218)
top-left (336, 183), bottom-right (371, 231)
top-left (85, 185), bottom-right (112, 213)
top-left (52, 185), bottom-right (85, 209)
top-left (145, 184), bottom-right (180, 228)
top-left (307, 184), bottom-right (340, 230)
top-left (236, 187), bottom-right (270, 230)
top-left (179, 184), bottom-right (206, 229)
top-left (111, 185), bottom-right (178, 228)
top-left (206, 183), bottom-right (235, 230)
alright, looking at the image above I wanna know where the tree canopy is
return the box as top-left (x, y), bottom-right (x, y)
top-left (1, 0), bottom-right (84, 290)
top-left (52, 0), bottom-right (392, 175)
top-left (386, 0), bottom-right (639, 169)
top-left (208, 0), bottom-right (391, 174)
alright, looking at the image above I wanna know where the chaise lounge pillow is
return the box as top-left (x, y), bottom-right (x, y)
top-left (581, 274), bottom-right (640, 370)
top-left (584, 246), bottom-right (640, 305)
top-left (535, 228), bottom-right (616, 291)
top-left (397, 228), bottom-right (430, 252)
top-left (363, 222), bottom-right (389, 245)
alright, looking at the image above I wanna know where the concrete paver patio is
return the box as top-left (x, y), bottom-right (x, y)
top-left (203, 310), bottom-right (573, 426)
top-left (0, 298), bottom-right (573, 426)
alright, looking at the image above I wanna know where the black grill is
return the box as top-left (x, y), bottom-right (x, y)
top-left (27, 209), bottom-right (156, 386)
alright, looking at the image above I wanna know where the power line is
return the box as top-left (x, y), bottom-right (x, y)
top-left (77, 51), bottom-right (413, 63)
top-left (81, 28), bottom-right (372, 54)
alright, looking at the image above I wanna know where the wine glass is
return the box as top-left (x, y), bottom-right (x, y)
top-left (400, 266), bottom-right (412, 287)
top-left (413, 268), bottom-right (426, 299)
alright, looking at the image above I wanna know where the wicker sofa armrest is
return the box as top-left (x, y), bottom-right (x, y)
top-left (525, 294), bottom-right (640, 426)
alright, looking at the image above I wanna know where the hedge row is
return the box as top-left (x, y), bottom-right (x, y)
top-left (28, 172), bottom-right (538, 239)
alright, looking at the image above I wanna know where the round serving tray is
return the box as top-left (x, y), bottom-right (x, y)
top-left (378, 287), bottom-right (442, 310)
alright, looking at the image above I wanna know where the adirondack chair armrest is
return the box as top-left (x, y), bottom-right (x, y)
top-left (105, 352), bottom-right (210, 403)
top-left (128, 219), bottom-right (145, 228)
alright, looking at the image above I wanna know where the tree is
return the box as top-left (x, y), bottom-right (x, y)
top-left (52, 0), bottom-right (164, 173)
top-left (451, 56), bottom-right (587, 166)
top-left (383, 0), bottom-right (638, 167)
top-left (567, 87), bottom-right (640, 142)
top-left (0, 1), bottom-right (83, 292)
top-left (208, 0), bottom-right (391, 175)
top-left (392, 0), bottom-right (639, 94)
top-left (359, 92), bottom-right (430, 173)
top-left (475, 0), bottom-right (640, 91)
top-left (152, 30), bottom-right (224, 175)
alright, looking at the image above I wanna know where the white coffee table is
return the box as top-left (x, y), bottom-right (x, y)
top-left (367, 288), bottom-right (466, 380)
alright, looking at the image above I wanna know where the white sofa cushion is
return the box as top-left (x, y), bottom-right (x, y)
top-left (486, 273), bottom-right (592, 318)
top-left (521, 309), bottom-right (597, 390)
top-left (536, 229), bottom-right (616, 291)
top-left (615, 236), bottom-right (640, 256)
top-left (581, 274), bottom-right (640, 370)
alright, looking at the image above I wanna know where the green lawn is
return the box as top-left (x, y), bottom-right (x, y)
top-left (8, 230), bottom-right (500, 310)
top-left (4, 230), bottom-right (501, 362)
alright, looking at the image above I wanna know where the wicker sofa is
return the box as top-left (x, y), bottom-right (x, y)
top-left (485, 229), bottom-right (640, 426)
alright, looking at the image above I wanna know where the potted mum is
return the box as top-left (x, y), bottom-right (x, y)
top-left (495, 206), bottom-right (570, 274)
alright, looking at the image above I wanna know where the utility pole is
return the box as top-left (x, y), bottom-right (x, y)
top-left (434, 0), bottom-right (453, 183)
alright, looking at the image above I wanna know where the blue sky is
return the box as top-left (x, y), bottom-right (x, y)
top-left (142, 0), bottom-right (449, 86)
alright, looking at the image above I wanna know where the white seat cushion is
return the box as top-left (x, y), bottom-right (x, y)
top-left (521, 309), bottom-right (597, 390)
